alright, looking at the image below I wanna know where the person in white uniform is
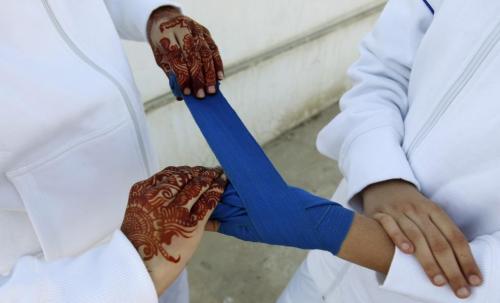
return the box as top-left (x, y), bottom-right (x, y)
top-left (279, 0), bottom-right (500, 302)
top-left (0, 1), bottom-right (225, 302)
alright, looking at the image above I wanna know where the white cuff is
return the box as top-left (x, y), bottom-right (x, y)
top-left (381, 239), bottom-right (494, 303)
top-left (106, 0), bottom-right (181, 41)
top-left (46, 230), bottom-right (159, 302)
top-left (0, 231), bottom-right (158, 303)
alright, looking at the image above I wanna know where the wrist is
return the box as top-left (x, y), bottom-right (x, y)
top-left (338, 214), bottom-right (395, 274)
top-left (145, 257), bottom-right (180, 296)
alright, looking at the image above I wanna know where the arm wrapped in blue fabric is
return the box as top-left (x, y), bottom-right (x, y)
top-left (169, 75), bottom-right (354, 255)
top-left (215, 183), bottom-right (354, 254)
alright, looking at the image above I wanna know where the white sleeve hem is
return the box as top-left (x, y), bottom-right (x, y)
top-left (380, 237), bottom-right (496, 302)
top-left (105, 0), bottom-right (182, 41)
top-left (113, 231), bottom-right (159, 301)
top-left (337, 126), bottom-right (420, 207)
top-left (0, 230), bottom-right (159, 303)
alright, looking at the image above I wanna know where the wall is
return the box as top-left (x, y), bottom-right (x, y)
top-left (123, 0), bottom-right (386, 166)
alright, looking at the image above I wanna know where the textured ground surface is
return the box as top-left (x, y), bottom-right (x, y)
top-left (188, 104), bottom-right (343, 303)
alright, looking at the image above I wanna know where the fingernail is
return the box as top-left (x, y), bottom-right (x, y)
top-left (208, 86), bottom-right (216, 94)
top-left (433, 275), bottom-right (446, 286)
top-left (184, 88), bottom-right (191, 95)
top-left (469, 275), bottom-right (482, 286)
top-left (456, 287), bottom-right (470, 298)
top-left (217, 71), bottom-right (224, 80)
top-left (401, 242), bottom-right (411, 252)
top-left (197, 89), bottom-right (205, 98)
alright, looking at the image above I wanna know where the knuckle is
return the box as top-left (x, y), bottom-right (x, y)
top-left (401, 203), bottom-right (418, 214)
top-left (390, 203), bottom-right (405, 213)
top-left (431, 240), bottom-right (451, 255)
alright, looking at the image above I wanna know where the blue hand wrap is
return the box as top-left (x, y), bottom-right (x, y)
top-left (169, 76), bottom-right (354, 254)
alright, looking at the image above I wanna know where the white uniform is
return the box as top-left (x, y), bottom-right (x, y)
top-left (0, 1), bottom-right (188, 302)
top-left (280, 0), bottom-right (500, 302)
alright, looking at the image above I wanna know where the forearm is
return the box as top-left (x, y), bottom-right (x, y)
top-left (338, 214), bottom-right (395, 274)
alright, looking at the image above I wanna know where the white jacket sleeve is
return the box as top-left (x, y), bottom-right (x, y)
top-left (316, 0), bottom-right (435, 204)
top-left (381, 231), bottom-right (500, 302)
top-left (104, 0), bottom-right (181, 41)
top-left (0, 231), bottom-right (158, 303)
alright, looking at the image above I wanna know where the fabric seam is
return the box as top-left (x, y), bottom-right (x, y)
top-left (6, 119), bottom-right (129, 178)
top-left (422, 0), bottom-right (435, 14)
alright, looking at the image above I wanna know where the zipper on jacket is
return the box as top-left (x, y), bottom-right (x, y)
top-left (40, 0), bottom-right (151, 175)
top-left (406, 20), bottom-right (500, 157)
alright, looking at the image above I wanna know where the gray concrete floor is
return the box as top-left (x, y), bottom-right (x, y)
top-left (188, 104), bottom-right (344, 303)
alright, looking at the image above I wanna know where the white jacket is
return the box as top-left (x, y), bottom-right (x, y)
top-left (0, 1), bottom-right (178, 302)
top-left (317, 0), bottom-right (500, 301)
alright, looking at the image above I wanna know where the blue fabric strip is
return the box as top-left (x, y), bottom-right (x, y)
top-left (422, 0), bottom-right (435, 14)
top-left (170, 77), bottom-right (354, 254)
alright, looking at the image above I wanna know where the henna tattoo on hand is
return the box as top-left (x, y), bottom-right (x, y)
top-left (191, 176), bottom-right (227, 221)
top-left (148, 13), bottom-right (224, 97)
top-left (122, 166), bottom-right (227, 263)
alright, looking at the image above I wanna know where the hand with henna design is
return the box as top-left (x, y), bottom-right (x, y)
top-left (147, 6), bottom-right (224, 100)
top-left (121, 166), bottom-right (227, 295)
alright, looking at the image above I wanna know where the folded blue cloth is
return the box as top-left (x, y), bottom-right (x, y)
top-left (169, 76), bottom-right (354, 254)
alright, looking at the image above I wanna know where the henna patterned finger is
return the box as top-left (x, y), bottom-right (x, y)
top-left (201, 28), bottom-right (224, 80)
top-left (182, 33), bottom-right (206, 98)
top-left (157, 17), bottom-right (195, 96)
top-left (152, 41), bottom-right (185, 101)
top-left (191, 174), bottom-right (228, 222)
top-left (169, 167), bottom-right (223, 210)
top-left (170, 175), bottom-right (211, 209)
top-left (199, 166), bottom-right (223, 179)
top-left (159, 36), bottom-right (192, 95)
top-left (198, 38), bottom-right (217, 93)
top-left (190, 24), bottom-right (217, 93)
